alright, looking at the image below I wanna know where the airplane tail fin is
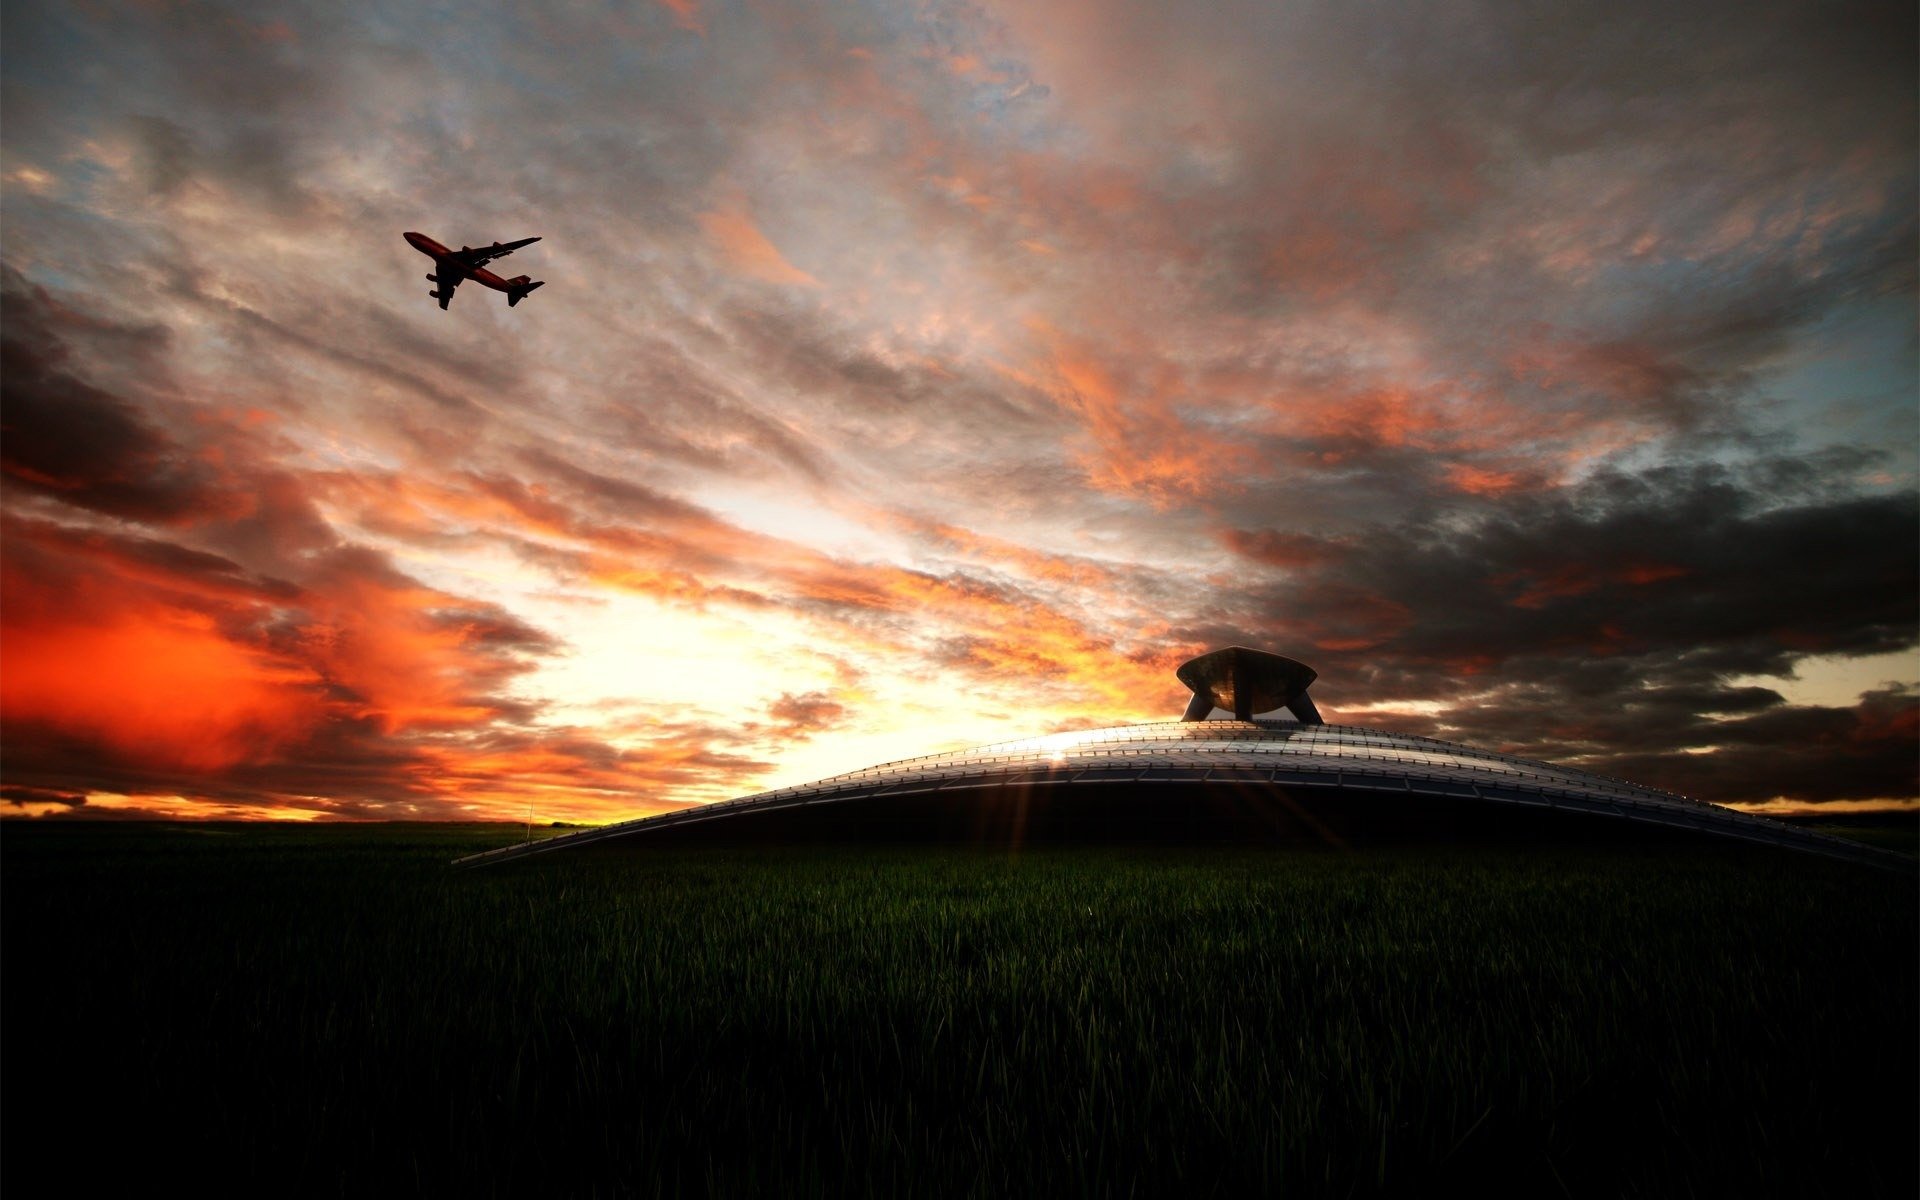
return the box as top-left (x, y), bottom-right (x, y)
top-left (507, 277), bottom-right (545, 308)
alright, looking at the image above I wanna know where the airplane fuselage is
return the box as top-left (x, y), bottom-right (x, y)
top-left (404, 231), bottom-right (544, 310)
top-left (405, 231), bottom-right (516, 292)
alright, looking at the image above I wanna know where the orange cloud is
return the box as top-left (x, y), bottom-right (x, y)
top-left (1019, 319), bottom-right (1255, 507)
top-left (1291, 387), bottom-right (1460, 452)
top-left (1494, 562), bottom-right (1693, 610)
top-left (2, 604), bottom-right (324, 772)
top-left (906, 517), bottom-right (1123, 589)
top-left (317, 463), bottom-right (1186, 730)
top-left (698, 207), bottom-right (819, 287)
top-left (0, 505), bottom-right (585, 820)
top-left (293, 569), bottom-right (531, 734)
top-left (399, 730), bottom-right (761, 817)
top-left (1444, 463), bottom-right (1531, 496)
top-left (587, 559), bottom-right (775, 609)
top-left (654, 0), bottom-right (702, 35)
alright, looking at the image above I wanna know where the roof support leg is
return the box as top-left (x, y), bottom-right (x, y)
top-left (1233, 661), bottom-right (1254, 721)
top-left (1286, 691), bottom-right (1324, 725)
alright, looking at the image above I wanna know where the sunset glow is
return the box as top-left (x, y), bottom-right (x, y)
top-left (2, 0), bottom-right (1914, 821)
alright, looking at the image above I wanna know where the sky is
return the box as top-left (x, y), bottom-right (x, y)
top-left (2, 0), bottom-right (1915, 822)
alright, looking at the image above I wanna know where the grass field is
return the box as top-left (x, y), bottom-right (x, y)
top-left (4, 822), bottom-right (1914, 1197)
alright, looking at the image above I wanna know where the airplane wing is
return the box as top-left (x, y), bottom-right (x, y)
top-left (457, 237), bottom-right (540, 269)
top-left (436, 272), bottom-right (460, 309)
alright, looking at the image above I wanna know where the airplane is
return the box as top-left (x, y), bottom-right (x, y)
top-left (403, 231), bottom-right (545, 310)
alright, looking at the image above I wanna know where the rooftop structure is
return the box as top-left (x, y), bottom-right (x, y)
top-left (459, 649), bottom-right (1909, 871)
top-left (1177, 646), bottom-right (1321, 722)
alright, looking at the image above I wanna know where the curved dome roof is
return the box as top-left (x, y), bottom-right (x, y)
top-left (459, 719), bottom-right (1907, 870)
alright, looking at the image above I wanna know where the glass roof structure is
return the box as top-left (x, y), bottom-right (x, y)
top-left (458, 719), bottom-right (1908, 870)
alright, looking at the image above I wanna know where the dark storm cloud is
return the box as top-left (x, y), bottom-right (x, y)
top-left (0, 270), bottom-right (209, 520)
top-left (0, 268), bottom-right (343, 561)
top-left (1377, 675), bottom-right (1920, 807)
top-left (1188, 453), bottom-right (1918, 802)
top-left (1, 786), bottom-right (86, 808)
top-left (1590, 685), bottom-right (1919, 804)
top-left (1214, 455), bottom-right (1916, 687)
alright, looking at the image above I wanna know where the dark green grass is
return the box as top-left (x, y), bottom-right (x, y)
top-left (4, 823), bottom-right (1914, 1197)
top-left (1779, 811), bottom-right (1920, 855)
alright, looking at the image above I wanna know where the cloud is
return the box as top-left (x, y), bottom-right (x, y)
top-left (1, 786), bottom-right (86, 808)
top-left (0, 275), bottom-right (774, 819)
top-left (768, 690), bottom-right (848, 737)
top-left (1188, 457), bottom-right (1917, 802)
top-left (655, 0), bottom-right (705, 37)
top-left (0, 268), bottom-right (211, 521)
top-left (1, 530), bottom-right (329, 772)
top-left (1582, 685), bottom-right (1920, 805)
top-left (699, 206), bottom-right (821, 288)
top-left (0, 0), bottom-right (1911, 817)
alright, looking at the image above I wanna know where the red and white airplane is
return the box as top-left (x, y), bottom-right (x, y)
top-left (404, 231), bottom-right (545, 310)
